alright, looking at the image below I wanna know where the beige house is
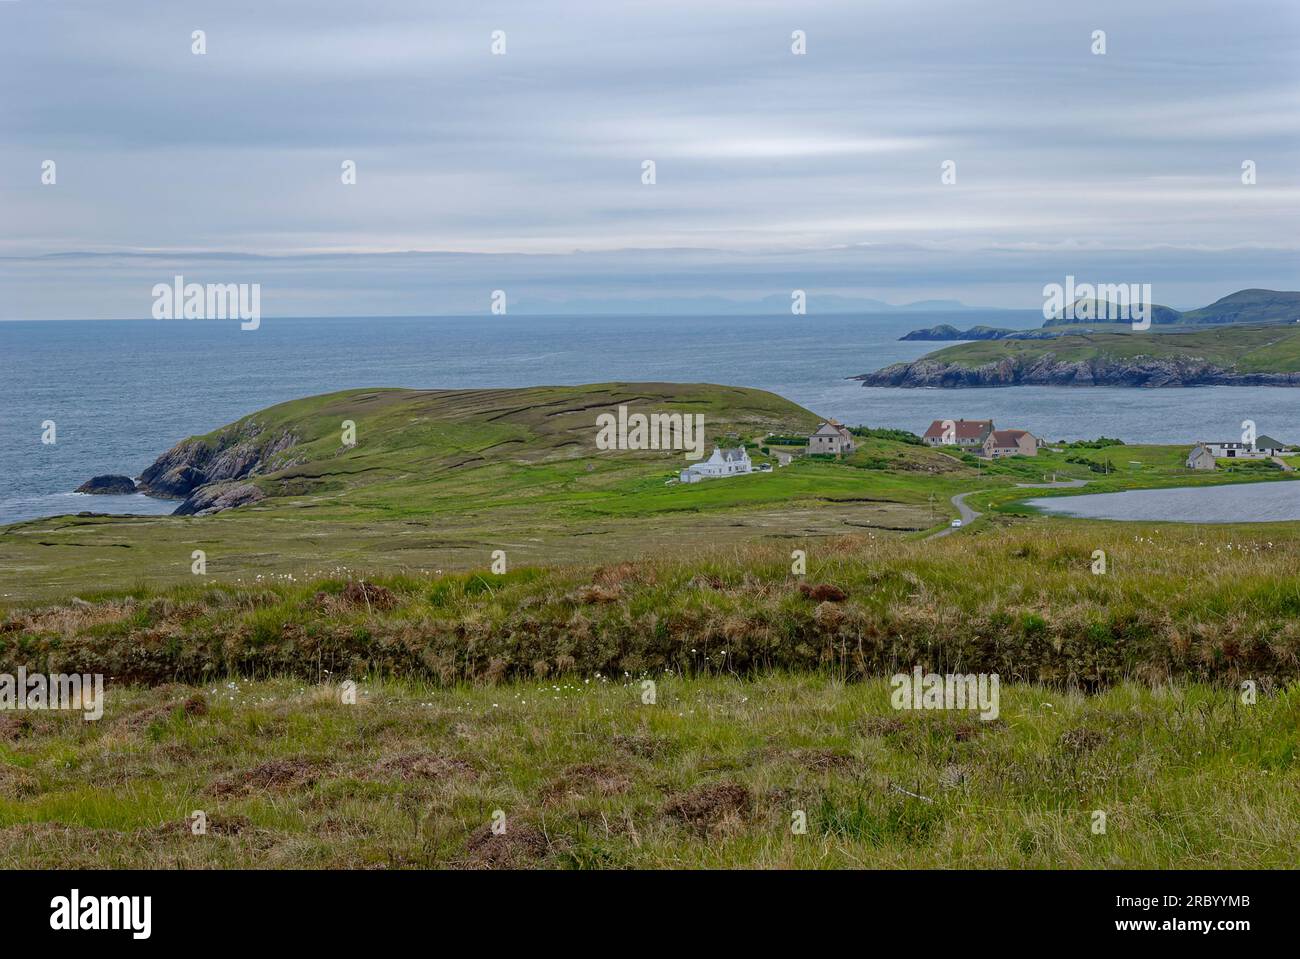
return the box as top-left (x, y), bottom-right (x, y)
top-left (923, 418), bottom-right (994, 449)
top-left (807, 420), bottom-right (856, 455)
top-left (982, 429), bottom-right (1039, 458)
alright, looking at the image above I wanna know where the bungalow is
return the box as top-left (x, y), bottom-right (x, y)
top-left (1203, 441), bottom-right (1270, 460)
top-left (679, 446), bottom-right (752, 483)
top-left (982, 429), bottom-right (1040, 459)
top-left (1255, 435), bottom-right (1296, 456)
top-left (807, 420), bottom-right (856, 455)
top-left (922, 418), bottom-right (993, 449)
top-left (1186, 444), bottom-right (1217, 470)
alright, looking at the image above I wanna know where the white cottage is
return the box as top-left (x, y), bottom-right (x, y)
top-left (679, 447), bottom-right (752, 483)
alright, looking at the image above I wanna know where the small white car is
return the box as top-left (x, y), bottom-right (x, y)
top-left (950, 519), bottom-right (963, 528)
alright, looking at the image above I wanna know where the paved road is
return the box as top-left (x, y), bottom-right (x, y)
top-left (928, 490), bottom-right (985, 540)
top-left (927, 479), bottom-right (1089, 540)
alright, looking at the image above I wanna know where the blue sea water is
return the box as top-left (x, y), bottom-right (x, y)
top-left (2, 312), bottom-right (1298, 526)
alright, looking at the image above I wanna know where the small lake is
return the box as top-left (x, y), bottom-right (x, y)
top-left (1025, 480), bottom-right (1300, 523)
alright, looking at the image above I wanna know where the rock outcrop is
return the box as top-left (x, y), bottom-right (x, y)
top-left (856, 354), bottom-right (1300, 388)
top-left (80, 418), bottom-right (299, 516)
top-left (75, 474), bottom-right (137, 495)
top-left (173, 482), bottom-right (266, 516)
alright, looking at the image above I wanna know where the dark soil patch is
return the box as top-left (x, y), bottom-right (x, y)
top-left (798, 582), bottom-right (848, 602)
top-left (663, 781), bottom-right (751, 831)
top-left (207, 758), bottom-right (327, 797)
top-left (542, 762), bottom-right (632, 804)
top-left (462, 821), bottom-right (550, 869)
top-left (321, 581), bottom-right (398, 611)
top-left (373, 753), bottom-right (477, 782)
top-left (155, 813), bottom-right (251, 837)
top-left (612, 732), bottom-right (671, 759)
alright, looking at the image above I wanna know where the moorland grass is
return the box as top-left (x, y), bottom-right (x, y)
top-left (1, 675), bottom-right (1295, 868)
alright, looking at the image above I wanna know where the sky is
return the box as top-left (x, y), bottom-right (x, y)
top-left (1, 0), bottom-right (1297, 317)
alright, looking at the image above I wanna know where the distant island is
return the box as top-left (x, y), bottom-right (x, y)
top-left (898, 289), bottom-right (1300, 342)
top-left (869, 289), bottom-right (1300, 388)
top-left (860, 323), bottom-right (1300, 388)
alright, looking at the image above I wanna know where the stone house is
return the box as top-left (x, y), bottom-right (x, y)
top-left (1186, 444), bottom-right (1217, 470)
top-left (807, 420), bottom-right (856, 455)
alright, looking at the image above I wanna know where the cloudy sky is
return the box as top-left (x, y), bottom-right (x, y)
top-left (2, 0), bottom-right (1297, 317)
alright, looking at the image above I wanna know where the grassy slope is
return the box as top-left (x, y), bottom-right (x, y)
top-left (920, 324), bottom-right (1300, 373)
top-left (0, 384), bottom-right (971, 600)
top-left (2, 675), bottom-right (1295, 868)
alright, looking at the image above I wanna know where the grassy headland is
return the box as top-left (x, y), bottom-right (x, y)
top-left (3, 383), bottom-right (1292, 601)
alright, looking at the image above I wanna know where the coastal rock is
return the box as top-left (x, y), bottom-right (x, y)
top-left (137, 420), bottom-right (299, 498)
top-left (899, 325), bottom-right (1069, 342)
top-left (856, 354), bottom-right (1300, 388)
top-left (173, 482), bottom-right (266, 516)
top-left (75, 474), bottom-right (137, 495)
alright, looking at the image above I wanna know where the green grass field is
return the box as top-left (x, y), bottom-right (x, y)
top-left (3, 382), bottom-right (1299, 868)
top-left (2, 675), bottom-right (1294, 868)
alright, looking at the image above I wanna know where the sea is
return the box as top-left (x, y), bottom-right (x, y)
top-left (3, 311), bottom-right (1298, 526)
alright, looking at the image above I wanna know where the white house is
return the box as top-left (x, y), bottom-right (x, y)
top-left (1202, 438), bottom-right (1295, 460)
top-left (679, 447), bottom-right (752, 483)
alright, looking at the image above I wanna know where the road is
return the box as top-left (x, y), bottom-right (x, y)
top-left (927, 479), bottom-right (1089, 540)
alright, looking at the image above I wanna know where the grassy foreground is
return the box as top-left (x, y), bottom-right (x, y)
top-left (5, 524), bottom-right (1298, 688)
top-left (1, 675), bottom-right (1295, 868)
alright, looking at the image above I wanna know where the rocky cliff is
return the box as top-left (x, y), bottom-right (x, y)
top-left (126, 419), bottom-right (299, 514)
top-left (856, 354), bottom-right (1300, 388)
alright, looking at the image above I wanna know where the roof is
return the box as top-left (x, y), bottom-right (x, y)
top-left (923, 418), bottom-right (993, 440)
top-left (987, 429), bottom-right (1032, 446)
top-left (812, 421), bottom-right (852, 437)
top-left (1256, 435), bottom-right (1290, 449)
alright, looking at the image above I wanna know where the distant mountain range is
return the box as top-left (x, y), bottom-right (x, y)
top-left (900, 289), bottom-right (1300, 341)
top-left (513, 294), bottom-right (977, 316)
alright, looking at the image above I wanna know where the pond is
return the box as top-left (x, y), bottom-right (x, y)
top-left (1024, 480), bottom-right (1300, 523)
